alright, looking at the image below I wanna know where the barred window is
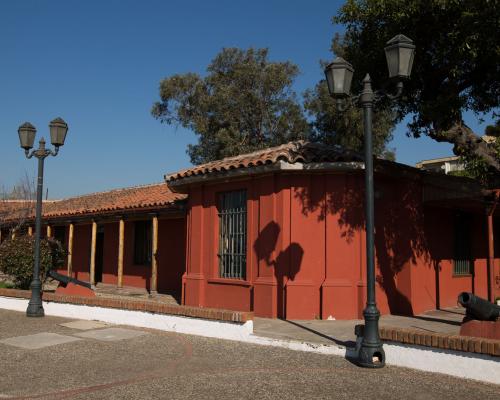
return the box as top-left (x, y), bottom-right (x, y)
top-left (218, 190), bottom-right (247, 279)
top-left (134, 220), bottom-right (152, 265)
top-left (453, 213), bottom-right (472, 276)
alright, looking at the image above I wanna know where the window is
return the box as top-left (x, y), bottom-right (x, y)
top-left (134, 220), bottom-right (152, 265)
top-left (54, 226), bottom-right (66, 245)
top-left (218, 190), bottom-right (247, 279)
top-left (453, 213), bottom-right (472, 276)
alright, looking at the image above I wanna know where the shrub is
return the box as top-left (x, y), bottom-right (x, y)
top-left (0, 235), bottom-right (66, 289)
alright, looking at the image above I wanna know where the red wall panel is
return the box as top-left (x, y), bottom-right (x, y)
top-left (157, 217), bottom-right (186, 296)
top-left (72, 224), bottom-right (91, 282)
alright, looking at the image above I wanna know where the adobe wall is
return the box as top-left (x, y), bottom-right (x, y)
top-left (183, 172), bottom-right (369, 319)
top-left (71, 224), bottom-right (91, 282)
top-left (157, 217), bottom-right (186, 296)
top-left (182, 171), bottom-right (495, 319)
top-left (49, 217), bottom-right (186, 295)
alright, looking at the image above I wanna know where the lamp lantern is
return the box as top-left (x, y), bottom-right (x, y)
top-left (384, 34), bottom-right (415, 79)
top-left (49, 117), bottom-right (68, 147)
top-left (18, 122), bottom-right (37, 150)
top-left (324, 57), bottom-right (355, 97)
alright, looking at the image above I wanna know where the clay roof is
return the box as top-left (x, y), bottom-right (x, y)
top-left (0, 183), bottom-right (186, 223)
top-left (165, 141), bottom-right (363, 182)
top-left (0, 200), bottom-right (36, 223)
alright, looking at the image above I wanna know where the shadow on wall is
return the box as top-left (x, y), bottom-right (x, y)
top-left (253, 221), bottom-right (303, 319)
top-left (294, 174), bottom-right (440, 316)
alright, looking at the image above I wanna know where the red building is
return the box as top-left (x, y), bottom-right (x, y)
top-left (1, 183), bottom-right (187, 299)
top-left (1, 141), bottom-right (499, 319)
top-left (166, 141), bottom-right (500, 319)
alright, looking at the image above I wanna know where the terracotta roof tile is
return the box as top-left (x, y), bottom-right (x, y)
top-left (0, 200), bottom-right (36, 223)
top-left (165, 140), bottom-right (363, 182)
top-left (0, 183), bottom-right (186, 223)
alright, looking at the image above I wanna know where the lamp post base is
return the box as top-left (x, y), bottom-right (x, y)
top-left (354, 307), bottom-right (385, 368)
top-left (26, 280), bottom-right (44, 317)
top-left (357, 341), bottom-right (385, 368)
top-left (26, 302), bottom-right (45, 317)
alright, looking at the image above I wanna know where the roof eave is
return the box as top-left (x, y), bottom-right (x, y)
top-left (165, 160), bottom-right (365, 193)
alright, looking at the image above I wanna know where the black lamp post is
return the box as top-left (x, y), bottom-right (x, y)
top-left (18, 118), bottom-right (68, 317)
top-left (324, 34), bottom-right (415, 368)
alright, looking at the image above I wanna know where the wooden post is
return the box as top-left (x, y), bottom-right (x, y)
top-left (28, 226), bottom-right (33, 236)
top-left (487, 213), bottom-right (496, 303)
top-left (117, 218), bottom-right (125, 289)
top-left (67, 223), bottom-right (74, 277)
top-left (90, 221), bottom-right (97, 286)
top-left (46, 224), bottom-right (52, 238)
top-left (151, 215), bottom-right (159, 295)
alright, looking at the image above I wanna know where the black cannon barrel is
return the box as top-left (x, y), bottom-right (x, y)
top-left (458, 292), bottom-right (500, 321)
top-left (48, 270), bottom-right (92, 290)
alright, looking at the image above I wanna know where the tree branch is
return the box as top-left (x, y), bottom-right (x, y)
top-left (428, 123), bottom-right (500, 171)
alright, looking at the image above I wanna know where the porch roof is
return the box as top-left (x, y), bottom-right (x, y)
top-left (0, 183), bottom-right (186, 224)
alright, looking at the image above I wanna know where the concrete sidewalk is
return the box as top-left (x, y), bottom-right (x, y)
top-left (254, 307), bottom-right (464, 347)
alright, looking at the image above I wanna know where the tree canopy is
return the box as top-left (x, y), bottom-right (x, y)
top-left (333, 0), bottom-right (500, 176)
top-left (152, 48), bottom-right (309, 164)
top-left (303, 72), bottom-right (396, 160)
top-left (152, 47), bottom-right (396, 164)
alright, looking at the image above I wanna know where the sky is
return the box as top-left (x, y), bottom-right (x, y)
top-left (0, 0), bottom-right (495, 199)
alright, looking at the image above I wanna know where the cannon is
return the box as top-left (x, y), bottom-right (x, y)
top-left (458, 292), bottom-right (499, 321)
top-left (48, 269), bottom-right (92, 289)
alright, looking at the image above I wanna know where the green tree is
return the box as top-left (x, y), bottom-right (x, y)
top-left (332, 0), bottom-right (500, 177)
top-left (152, 48), bottom-right (310, 164)
top-left (303, 69), bottom-right (396, 159)
top-left (0, 236), bottom-right (66, 289)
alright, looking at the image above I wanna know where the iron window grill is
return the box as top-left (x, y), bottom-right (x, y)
top-left (218, 190), bottom-right (247, 279)
top-left (453, 213), bottom-right (472, 276)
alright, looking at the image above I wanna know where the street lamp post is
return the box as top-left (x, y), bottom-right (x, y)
top-left (324, 35), bottom-right (415, 368)
top-left (18, 118), bottom-right (68, 317)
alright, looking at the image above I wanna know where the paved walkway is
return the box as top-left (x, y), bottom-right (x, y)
top-left (254, 307), bottom-right (464, 347)
top-left (93, 283), bottom-right (180, 305)
top-left (0, 309), bottom-right (497, 399)
top-left (43, 279), bottom-right (181, 305)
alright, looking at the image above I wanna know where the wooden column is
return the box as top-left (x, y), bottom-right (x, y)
top-left (487, 213), bottom-right (496, 302)
top-left (117, 218), bottom-right (125, 289)
top-left (90, 221), bottom-right (97, 286)
top-left (150, 215), bottom-right (159, 295)
top-left (28, 226), bottom-right (33, 236)
top-left (67, 223), bottom-right (74, 277)
top-left (46, 225), bottom-right (52, 238)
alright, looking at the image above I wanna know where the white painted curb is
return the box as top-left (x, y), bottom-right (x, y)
top-left (0, 296), bottom-right (498, 385)
top-left (0, 296), bottom-right (253, 342)
top-left (384, 342), bottom-right (499, 384)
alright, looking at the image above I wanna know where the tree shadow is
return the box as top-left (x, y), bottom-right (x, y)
top-left (294, 173), bottom-right (436, 316)
top-left (253, 221), bottom-right (303, 318)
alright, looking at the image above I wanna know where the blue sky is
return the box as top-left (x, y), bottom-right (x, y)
top-left (0, 0), bottom-right (494, 199)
